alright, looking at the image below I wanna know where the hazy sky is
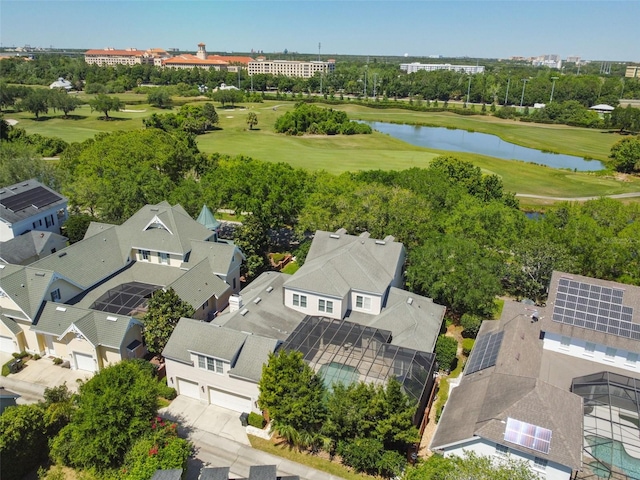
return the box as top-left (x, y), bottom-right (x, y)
top-left (1, 1), bottom-right (638, 61)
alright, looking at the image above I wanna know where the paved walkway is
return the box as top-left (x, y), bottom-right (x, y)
top-left (161, 396), bottom-right (342, 480)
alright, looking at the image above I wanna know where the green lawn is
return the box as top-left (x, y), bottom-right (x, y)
top-left (6, 97), bottom-right (640, 201)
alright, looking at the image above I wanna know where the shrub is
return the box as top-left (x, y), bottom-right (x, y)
top-left (53, 357), bottom-right (63, 365)
top-left (435, 335), bottom-right (458, 372)
top-left (462, 338), bottom-right (475, 356)
top-left (158, 380), bottom-right (177, 400)
top-left (2, 361), bottom-right (11, 376)
top-left (12, 351), bottom-right (29, 359)
top-left (460, 313), bottom-right (483, 338)
top-left (338, 438), bottom-right (384, 474)
top-left (248, 412), bottom-right (265, 429)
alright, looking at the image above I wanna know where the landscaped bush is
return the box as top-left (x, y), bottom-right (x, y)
top-left (460, 313), bottom-right (483, 338)
top-left (158, 380), bottom-right (177, 400)
top-left (462, 338), bottom-right (475, 356)
top-left (248, 412), bottom-right (265, 429)
top-left (435, 335), bottom-right (458, 372)
top-left (2, 360), bottom-right (11, 376)
top-left (12, 351), bottom-right (29, 359)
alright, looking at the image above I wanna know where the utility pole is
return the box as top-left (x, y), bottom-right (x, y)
top-left (520, 78), bottom-right (529, 107)
top-left (364, 66), bottom-right (368, 100)
top-left (466, 76), bottom-right (472, 106)
top-left (318, 42), bottom-right (321, 61)
top-left (504, 77), bottom-right (511, 105)
top-left (550, 76), bottom-right (559, 103)
top-left (373, 73), bottom-right (378, 98)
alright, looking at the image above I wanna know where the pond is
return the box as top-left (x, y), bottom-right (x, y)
top-left (365, 122), bottom-right (605, 171)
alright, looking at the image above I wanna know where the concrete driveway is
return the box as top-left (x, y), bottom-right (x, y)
top-left (159, 395), bottom-right (250, 446)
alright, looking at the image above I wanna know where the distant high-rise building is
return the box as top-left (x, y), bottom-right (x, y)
top-left (532, 54), bottom-right (562, 69)
top-left (248, 58), bottom-right (335, 78)
top-left (626, 65), bottom-right (640, 78)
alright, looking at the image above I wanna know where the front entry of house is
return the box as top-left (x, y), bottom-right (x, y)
top-left (208, 387), bottom-right (252, 413)
top-left (0, 335), bottom-right (15, 354)
top-left (74, 352), bottom-right (95, 372)
top-left (45, 335), bottom-right (56, 356)
top-left (176, 378), bottom-right (200, 400)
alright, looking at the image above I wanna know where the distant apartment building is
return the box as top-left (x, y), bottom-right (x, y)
top-left (84, 43), bottom-right (252, 72)
top-left (84, 47), bottom-right (171, 67)
top-left (532, 54), bottom-right (562, 69)
top-left (400, 63), bottom-right (485, 74)
top-left (247, 57), bottom-right (336, 78)
top-left (565, 55), bottom-right (581, 64)
top-left (626, 65), bottom-right (640, 78)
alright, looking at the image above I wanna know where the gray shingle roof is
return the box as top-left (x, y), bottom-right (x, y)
top-left (0, 179), bottom-right (67, 224)
top-left (119, 202), bottom-right (214, 255)
top-left (431, 300), bottom-right (583, 470)
top-left (0, 264), bottom-right (55, 319)
top-left (163, 318), bottom-right (247, 363)
top-left (541, 270), bottom-right (640, 353)
top-left (229, 335), bottom-right (279, 382)
top-left (0, 231), bottom-right (68, 265)
top-left (31, 226), bottom-right (126, 289)
top-left (183, 240), bottom-right (241, 276)
top-left (198, 467), bottom-right (230, 480)
top-left (0, 315), bottom-right (23, 335)
top-left (284, 230), bottom-right (404, 297)
top-left (213, 272), bottom-right (305, 340)
top-left (33, 302), bottom-right (138, 349)
top-left (150, 470), bottom-right (182, 480)
top-left (169, 259), bottom-right (230, 309)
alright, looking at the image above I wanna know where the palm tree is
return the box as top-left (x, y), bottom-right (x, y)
top-left (270, 420), bottom-right (299, 449)
top-left (246, 111), bottom-right (258, 130)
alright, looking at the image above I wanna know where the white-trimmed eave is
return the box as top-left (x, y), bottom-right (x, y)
top-left (188, 347), bottom-right (239, 364)
top-left (131, 246), bottom-right (184, 257)
top-left (142, 215), bottom-right (174, 236)
top-left (430, 436), bottom-right (480, 451)
top-left (57, 322), bottom-right (97, 347)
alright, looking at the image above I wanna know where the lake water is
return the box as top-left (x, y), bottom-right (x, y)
top-left (366, 122), bottom-right (605, 171)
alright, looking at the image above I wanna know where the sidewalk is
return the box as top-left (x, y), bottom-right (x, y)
top-left (161, 396), bottom-right (342, 480)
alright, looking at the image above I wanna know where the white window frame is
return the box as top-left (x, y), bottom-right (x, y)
top-left (584, 342), bottom-right (596, 356)
top-left (560, 336), bottom-right (571, 349)
top-left (356, 295), bottom-right (371, 310)
top-left (159, 252), bottom-right (169, 265)
top-left (198, 354), bottom-right (225, 374)
top-left (139, 249), bottom-right (151, 261)
top-left (293, 294), bottom-right (307, 308)
top-left (318, 299), bottom-right (334, 314)
top-left (626, 352), bottom-right (638, 366)
top-left (50, 288), bottom-right (61, 302)
top-left (605, 347), bottom-right (617, 361)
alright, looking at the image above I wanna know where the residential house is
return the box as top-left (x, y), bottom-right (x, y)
top-left (432, 271), bottom-right (640, 480)
top-left (0, 230), bottom-right (68, 265)
top-left (164, 229), bottom-right (445, 423)
top-left (0, 202), bottom-right (244, 372)
top-left (0, 179), bottom-right (68, 242)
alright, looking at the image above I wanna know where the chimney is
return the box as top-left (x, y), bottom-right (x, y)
top-left (229, 294), bottom-right (243, 312)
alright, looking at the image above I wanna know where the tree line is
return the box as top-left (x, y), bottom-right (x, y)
top-left (3, 54), bottom-right (640, 107)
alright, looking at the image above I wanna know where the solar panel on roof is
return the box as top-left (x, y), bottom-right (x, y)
top-left (465, 331), bottom-right (504, 375)
top-left (504, 417), bottom-right (552, 455)
top-left (552, 279), bottom-right (636, 341)
top-left (0, 186), bottom-right (62, 212)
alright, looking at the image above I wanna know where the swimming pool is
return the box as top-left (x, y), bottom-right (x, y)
top-left (318, 362), bottom-right (359, 389)
top-left (586, 435), bottom-right (640, 479)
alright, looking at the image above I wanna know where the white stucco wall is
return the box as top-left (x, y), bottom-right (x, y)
top-left (349, 290), bottom-right (383, 315)
top-left (543, 332), bottom-right (639, 374)
top-left (283, 288), bottom-right (344, 319)
top-left (0, 203), bottom-right (67, 241)
top-left (440, 437), bottom-right (573, 480)
top-left (165, 358), bottom-right (260, 412)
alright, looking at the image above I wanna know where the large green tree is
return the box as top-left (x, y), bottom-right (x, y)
top-left (50, 89), bottom-right (80, 117)
top-left (88, 93), bottom-right (124, 120)
top-left (258, 350), bottom-right (326, 436)
top-left (609, 135), bottom-right (640, 173)
top-left (58, 129), bottom-right (197, 223)
top-left (143, 288), bottom-right (195, 356)
top-left (20, 88), bottom-right (50, 119)
top-left (50, 360), bottom-right (161, 471)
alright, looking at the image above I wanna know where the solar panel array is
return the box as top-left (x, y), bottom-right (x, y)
top-left (504, 417), bottom-right (552, 455)
top-left (553, 278), bottom-right (638, 340)
top-left (0, 186), bottom-right (62, 212)
top-left (465, 331), bottom-right (504, 375)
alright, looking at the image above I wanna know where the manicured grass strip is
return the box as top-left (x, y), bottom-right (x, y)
top-left (248, 435), bottom-right (371, 480)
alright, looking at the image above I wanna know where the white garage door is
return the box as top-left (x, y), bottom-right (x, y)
top-left (177, 378), bottom-right (200, 399)
top-left (74, 352), bottom-right (95, 372)
top-left (0, 335), bottom-right (15, 354)
top-left (208, 387), bottom-right (252, 413)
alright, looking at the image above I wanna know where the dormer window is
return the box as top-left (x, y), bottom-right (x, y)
top-left (159, 252), bottom-right (169, 265)
top-left (139, 249), bottom-right (150, 261)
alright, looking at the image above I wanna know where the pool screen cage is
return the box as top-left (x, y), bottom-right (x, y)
top-left (279, 316), bottom-right (437, 425)
top-left (571, 372), bottom-right (640, 480)
top-left (89, 281), bottom-right (160, 317)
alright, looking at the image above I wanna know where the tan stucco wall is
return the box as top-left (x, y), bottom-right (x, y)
top-left (48, 278), bottom-right (83, 303)
top-left (16, 319), bottom-right (39, 352)
top-left (0, 292), bottom-right (22, 311)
